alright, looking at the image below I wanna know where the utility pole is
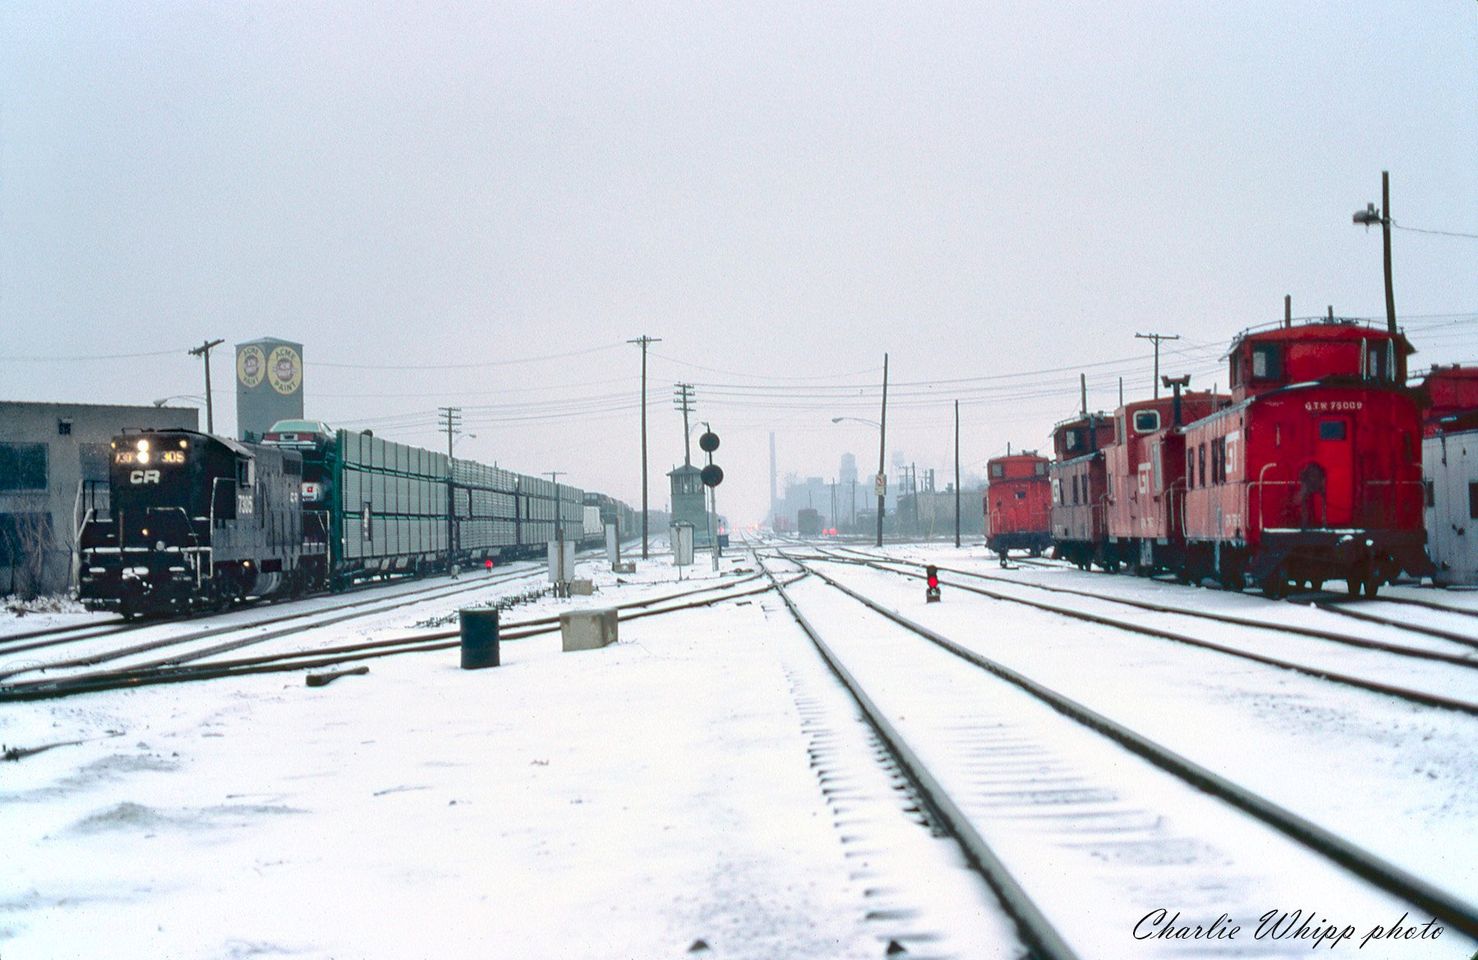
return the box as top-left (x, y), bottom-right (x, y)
top-left (188, 339), bottom-right (225, 434)
top-left (1353, 171), bottom-right (1399, 336)
top-left (673, 383), bottom-right (696, 466)
top-left (439, 406), bottom-right (462, 568)
top-left (627, 335), bottom-right (662, 559)
top-left (1135, 332), bottom-right (1180, 398)
top-left (954, 399), bottom-right (961, 549)
top-left (876, 352), bottom-right (888, 548)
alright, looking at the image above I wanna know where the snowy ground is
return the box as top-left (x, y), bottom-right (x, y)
top-left (2, 539), bottom-right (1474, 959)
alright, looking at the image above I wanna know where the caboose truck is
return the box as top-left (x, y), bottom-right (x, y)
top-left (78, 430), bottom-right (305, 617)
top-left (1179, 316), bottom-right (1430, 597)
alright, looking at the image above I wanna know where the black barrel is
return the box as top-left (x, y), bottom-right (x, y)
top-left (459, 608), bottom-right (500, 669)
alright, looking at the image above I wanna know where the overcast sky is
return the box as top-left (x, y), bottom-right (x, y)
top-left (3, 2), bottom-right (1475, 524)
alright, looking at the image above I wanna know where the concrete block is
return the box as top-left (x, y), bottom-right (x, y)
top-left (560, 607), bottom-right (618, 652)
top-left (570, 579), bottom-right (595, 596)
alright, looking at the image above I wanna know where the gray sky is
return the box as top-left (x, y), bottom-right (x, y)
top-left (3, 1), bottom-right (1475, 524)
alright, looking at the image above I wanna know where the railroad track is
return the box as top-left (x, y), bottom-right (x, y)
top-left (0, 559), bottom-right (559, 660)
top-left (805, 548), bottom-right (1477, 715)
top-left (758, 552), bottom-right (1478, 957)
top-left (845, 550), bottom-right (1478, 661)
top-left (0, 564), bottom-right (550, 683)
top-left (0, 571), bottom-right (787, 702)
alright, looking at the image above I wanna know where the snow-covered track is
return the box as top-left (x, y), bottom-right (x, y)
top-left (0, 566), bottom-right (546, 683)
top-left (769, 553), bottom-right (1478, 945)
top-left (0, 572), bottom-right (786, 702)
top-left (819, 550), bottom-right (1478, 714)
top-left (859, 553), bottom-right (1478, 663)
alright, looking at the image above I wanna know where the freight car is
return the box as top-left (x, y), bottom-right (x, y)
top-left (263, 424), bottom-right (601, 589)
top-left (78, 430), bottom-right (309, 616)
top-left (1420, 365), bottom-right (1478, 585)
top-left (983, 451), bottom-right (1051, 560)
top-left (1101, 388), bottom-right (1227, 574)
top-left (1178, 317), bottom-right (1428, 596)
top-left (1047, 412), bottom-right (1116, 569)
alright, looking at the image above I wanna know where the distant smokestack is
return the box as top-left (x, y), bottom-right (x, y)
top-left (769, 431), bottom-right (777, 521)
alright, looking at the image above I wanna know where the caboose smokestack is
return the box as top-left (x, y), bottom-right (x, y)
top-left (1162, 375), bottom-right (1191, 427)
top-left (1284, 295), bottom-right (1291, 329)
top-left (1079, 373), bottom-right (1087, 417)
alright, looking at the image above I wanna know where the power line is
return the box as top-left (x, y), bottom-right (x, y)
top-left (1392, 222), bottom-right (1478, 240)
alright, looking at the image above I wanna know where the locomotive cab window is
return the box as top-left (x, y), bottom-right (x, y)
top-left (1318, 420), bottom-right (1347, 441)
top-left (1250, 343), bottom-right (1283, 381)
top-left (1133, 410), bottom-right (1160, 434)
top-left (236, 458), bottom-right (255, 487)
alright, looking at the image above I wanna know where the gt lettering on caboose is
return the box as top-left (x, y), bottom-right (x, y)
top-left (129, 470), bottom-right (161, 484)
top-left (1304, 400), bottom-right (1363, 413)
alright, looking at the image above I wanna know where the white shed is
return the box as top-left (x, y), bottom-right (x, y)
top-left (1423, 427), bottom-right (1478, 586)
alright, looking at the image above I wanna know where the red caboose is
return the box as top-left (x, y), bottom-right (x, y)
top-left (983, 452), bottom-right (1052, 558)
top-left (1415, 365), bottom-right (1478, 435)
top-left (1048, 413), bottom-right (1116, 569)
top-left (1180, 317), bottom-right (1427, 596)
top-left (1104, 389), bottom-right (1228, 573)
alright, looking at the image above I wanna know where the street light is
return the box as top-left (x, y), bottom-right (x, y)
top-left (830, 351), bottom-right (888, 548)
top-left (1352, 170), bottom-right (1397, 336)
top-left (152, 394), bottom-right (205, 408)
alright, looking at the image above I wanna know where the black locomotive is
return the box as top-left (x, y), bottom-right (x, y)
top-left (78, 430), bottom-right (308, 616)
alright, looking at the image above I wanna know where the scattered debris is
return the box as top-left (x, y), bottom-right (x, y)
top-left (305, 665), bottom-right (370, 688)
top-left (3, 737), bottom-right (87, 762)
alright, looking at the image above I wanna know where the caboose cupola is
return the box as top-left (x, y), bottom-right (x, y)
top-left (1225, 317), bottom-right (1414, 403)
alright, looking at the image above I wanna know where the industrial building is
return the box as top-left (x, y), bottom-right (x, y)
top-left (0, 401), bottom-right (198, 597)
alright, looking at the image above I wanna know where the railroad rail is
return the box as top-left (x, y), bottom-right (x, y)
top-left (764, 551), bottom-right (1478, 943)
top-left (0, 571), bottom-right (787, 702)
top-left (810, 550), bottom-right (1477, 715)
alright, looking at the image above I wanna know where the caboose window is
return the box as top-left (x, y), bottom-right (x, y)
top-left (1251, 344), bottom-right (1283, 380)
top-left (1318, 420), bottom-right (1347, 441)
top-left (1186, 448), bottom-right (1195, 488)
top-left (1198, 444), bottom-right (1206, 487)
top-left (1367, 346), bottom-right (1389, 381)
top-left (1065, 431), bottom-right (1081, 452)
top-left (990, 463), bottom-right (1004, 478)
top-left (1015, 490), bottom-right (1026, 500)
top-left (1034, 461), bottom-right (1046, 476)
top-left (1133, 410), bottom-right (1160, 434)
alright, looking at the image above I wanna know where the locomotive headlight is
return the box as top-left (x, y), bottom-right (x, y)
top-left (136, 439), bottom-right (150, 452)
top-left (179, 439), bottom-right (188, 448)
top-left (137, 450), bottom-right (151, 464)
